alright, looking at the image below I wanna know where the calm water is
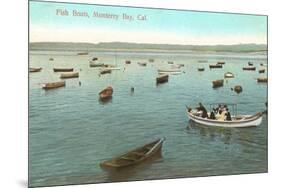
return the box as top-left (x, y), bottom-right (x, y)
top-left (29, 50), bottom-right (268, 187)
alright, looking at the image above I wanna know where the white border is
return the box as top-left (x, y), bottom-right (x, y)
top-left (1, 0), bottom-right (280, 188)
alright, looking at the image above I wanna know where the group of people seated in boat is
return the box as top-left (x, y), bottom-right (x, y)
top-left (188, 103), bottom-right (232, 121)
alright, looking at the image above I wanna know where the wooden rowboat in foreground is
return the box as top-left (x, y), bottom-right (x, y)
top-left (100, 138), bottom-right (165, 169)
top-left (42, 81), bottom-right (65, 90)
top-left (212, 79), bottom-right (224, 88)
top-left (29, 67), bottom-right (42, 73)
top-left (60, 72), bottom-right (79, 79)
top-left (53, 68), bottom-right (74, 72)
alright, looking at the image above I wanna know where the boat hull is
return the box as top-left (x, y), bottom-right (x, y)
top-left (187, 111), bottom-right (263, 128)
top-left (53, 68), bottom-right (73, 72)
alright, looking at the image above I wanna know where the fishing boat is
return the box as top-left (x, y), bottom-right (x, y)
top-left (260, 63), bottom-right (264, 66)
top-left (158, 69), bottom-right (181, 73)
top-left (243, 67), bottom-right (256, 71)
top-left (248, 62), bottom-right (253, 66)
top-left (209, 64), bottom-right (223, 69)
top-left (49, 58), bottom-right (54, 61)
top-left (198, 68), bottom-right (205, 71)
top-left (186, 106), bottom-right (263, 128)
top-left (100, 138), bottom-right (164, 169)
top-left (198, 60), bottom-right (208, 63)
top-left (42, 81), bottom-right (65, 90)
top-left (100, 69), bottom-right (112, 74)
top-left (259, 69), bottom-right (265, 73)
top-left (167, 61), bottom-right (174, 64)
top-left (148, 59), bottom-right (155, 63)
top-left (77, 52), bottom-right (88, 55)
top-left (29, 67), bottom-right (42, 73)
top-left (233, 85), bottom-right (243, 93)
top-left (224, 72), bottom-right (234, 78)
top-left (92, 57), bottom-right (98, 61)
top-left (99, 86), bottom-right (113, 99)
top-left (53, 68), bottom-right (74, 72)
top-left (217, 62), bottom-right (225, 65)
top-left (156, 74), bottom-right (169, 84)
top-left (257, 77), bottom-right (268, 83)
top-left (60, 72), bottom-right (79, 79)
top-left (125, 60), bottom-right (131, 64)
top-left (138, 62), bottom-right (147, 66)
top-left (212, 79), bottom-right (224, 88)
top-left (89, 61), bottom-right (104, 67)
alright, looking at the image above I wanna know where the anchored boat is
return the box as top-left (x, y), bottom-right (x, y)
top-left (100, 138), bottom-right (164, 169)
top-left (209, 64), bottom-right (223, 69)
top-left (60, 72), bottom-right (79, 79)
top-left (212, 79), bottom-right (224, 88)
top-left (156, 74), bottom-right (169, 84)
top-left (224, 72), bottom-right (234, 78)
top-left (99, 86), bottom-right (113, 100)
top-left (53, 68), bottom-right (74, 72)
top-left (243, 67), bottom-right (256, 71)
top-left (29, 67), bottom-right (42, 73)
top-left (42, 81), bottom-right (65, 90)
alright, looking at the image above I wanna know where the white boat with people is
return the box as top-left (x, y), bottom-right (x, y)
top-left (186, 103), bottom-right (264, 128)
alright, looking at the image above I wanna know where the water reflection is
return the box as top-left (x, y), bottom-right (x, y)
top-left (103, 152), bottom-right (163, 182)
top-left (98, 97), bottom-right (113, 105)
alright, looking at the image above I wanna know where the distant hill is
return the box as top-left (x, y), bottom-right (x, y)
top-left (29, 42), bottom-right (267, 53)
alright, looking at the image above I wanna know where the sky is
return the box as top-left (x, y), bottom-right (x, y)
top-left (29, 0), bottom-right (267, 45)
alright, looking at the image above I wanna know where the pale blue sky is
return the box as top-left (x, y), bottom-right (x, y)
top-left (29, 1), bottom-right (267, 45)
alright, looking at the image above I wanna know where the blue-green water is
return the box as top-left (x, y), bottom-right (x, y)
top-left (29, 50), bottom-right (267, 187)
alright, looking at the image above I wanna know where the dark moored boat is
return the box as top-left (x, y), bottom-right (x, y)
top-left (42, 81), bottom-right (65, 90)
top-left (29, 67), bottom-right (42, 73)
top-left (243, 67), bottom-right (256, 71)
top-left (100, 69), bottom-right (112, 74)
top-left (260, 63), bottom-right (264, 66)
top-left (233, 85), bottom-right (243, 94)
top-left (99, 86), bottom-right (113, 99)
top-left (148, 59), bottom-right (154, 63)
top-left (100, 138), bottom-right (164, 169)
top-left (198, 68), bottom-right (205, 71)
top-left (257, 77), bottom-right (268, 83)
top-left (49, 58), bottom-right (54, 61)
top-left (138, 62), bottom-right (147, 66)
top-left (217, 62), bottom-right (225, 65)
top-left (248, 62), bottom-right (253, 66)
top-left (259, 69), bottom-right (265, 73)
top-left (77, 52), bottom-right (88, 55)
top-left (53, 68), bottom-right (74, 72)
top-left (125, 60), bottom-right (131, 64)
top-left (60, 72), bottom-right (79, 79)
top-left (209, 64), bottom-right (222, 69)
top-left (156, 74), bottom-right (169, 84)
top-left (167, 61), bottom-right (174, 64)
top-left (212, 79), bottom-right (224, 88)
top-left (92, 57), bottom-right (98, 61)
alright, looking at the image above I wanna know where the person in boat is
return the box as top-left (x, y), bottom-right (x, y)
top-left (196, 102), bottom-right (208, 118)
top-left (225, 108), bottom-right (232, 121)
top-left (210, 108), bottom-right (216, 120)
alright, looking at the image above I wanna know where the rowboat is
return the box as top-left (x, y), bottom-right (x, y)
top-left (92, 57), bottom-right (98, 61)
top-left (42, 81), bottom-right (65, 90)
top-left (60, 72), bottom-right (79, 79)
top-left (167, 61), bottom-right (174, 64)
top-left (217, 62), bottom-right (225, 65)
top-left (89, 61), bottom-right (104, 67)
top-left (224, 72), bottom-right (234, 78)
top-left (186, 109), bottom-right (263, 128)
top-left (259, 69), bottom-right (265, 73)
top-left (233, 85), bottom-right (243, 93)
top-left (100, 138), bottom-right (164, 169)
top-left (148, 59), bottom-right (154, 63)
top-left (29, 67), bottom-right (42, 73)
top-left (77, 52), bottom-right (88, 55)
top-left (53, 68), bottom-right (74, 72)
top-left (248, 62), bottom-right (253, 66)
top-left (156, 74), bottom-right (169, 84)
top-left (198, 68), bottom-right (205, 71)
top-left (158, 69), bottom-right (181, 73)
top-left (138, 62), bottom-right (147, 66)
top-left (99, 86), bottom-right (113, 100)
top-left (178, 63), bottom-right (185, 67)
top-left (260, 63), bottom-right (264, 66)
top-left (257, 77), bottom-right (268, 83)
top-left (49, 58), bottom-right (54, 61)
top-left (243, 67), bottom-right (256, 71)
top-left (100, 69), bottom-right (112, 74)
top-left (209, 64), bottom-right (222, 69)
top-left (212, 79), bottom-right (224, 88)
top-left (125, 60), bottom-right (131, 64)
